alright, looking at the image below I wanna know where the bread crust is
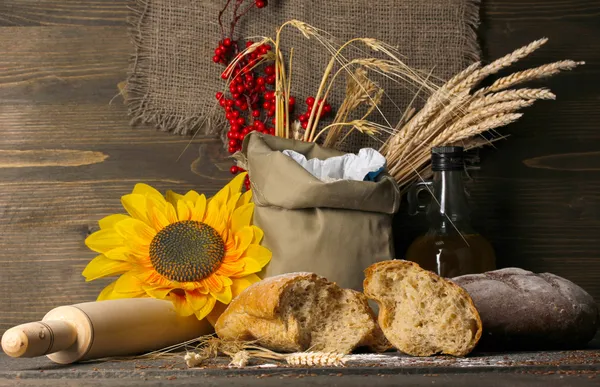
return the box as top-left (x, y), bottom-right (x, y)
top-left (215, 272), bottom-right (388, 353)
top-left (364, 260), bottom-right (482, 357)
top-left (453, 268), bottom-right (599, 349)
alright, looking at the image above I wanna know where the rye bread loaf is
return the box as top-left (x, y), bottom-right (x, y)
top-left (214, 272), bottom-right (389, 354)
top-left (453, 268), bottom-right (599, 349)
top-left (364, 260), bottom-right (482, 357)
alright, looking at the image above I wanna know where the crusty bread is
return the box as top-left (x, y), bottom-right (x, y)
top-left (363, 260), bottom-right (482, 357)
top-left (453, 268), bottom-right (599, 350)
top-left (215, 272), bottom-right (389, 354)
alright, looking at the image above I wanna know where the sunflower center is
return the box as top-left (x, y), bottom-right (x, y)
top-left (149, 220), bottom-right (225, 282)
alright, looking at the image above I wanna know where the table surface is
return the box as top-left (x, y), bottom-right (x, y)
top-left (2, 348), bottom-right (600, 387)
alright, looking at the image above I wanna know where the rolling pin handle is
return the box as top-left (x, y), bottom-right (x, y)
top-left (1, 320), bottom-right (78, 358)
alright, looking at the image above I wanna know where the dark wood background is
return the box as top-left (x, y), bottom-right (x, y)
top-left (0, 0), bottom-right (598, 335)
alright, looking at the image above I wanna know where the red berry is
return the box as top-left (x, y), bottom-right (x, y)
top-left (223, 38), bottom-right (232, 47)
top-left (236, 85), bottom-right (245, 94)
top-left (299, 114), bottom-right (307, 122)
top-left (307, 105), bottom-right (313, 113)
top-left (227, 131), bottom-right (237, 139)
top-left (228, 146), bottom-right (236, 153)
top-left (255, 0), bottom-right (267, 9)
top-left (264, 65), bottom-right (275, 75)
top-left (266, 75), bottom-right (275, 84)
top-left (213, 55), bottom-right (221, 63)
top-left (226, 99), bottom-right (234, 107)
top-left (271, 118), bottom-right (276, 125)
top-left (230, 124), bottom-right (241, 132)
top-left (301, 121), bottom-right (308, 129)
top-left (260, 85), bottom-right (266, 92)
top-left (236, 117), bottom-right (246, 125)
top-left (216, 92), bottom-right (224, 100)
top-left (288, 96), bottom-right (296, 106)
top-left (234, 99), bottom-right (243, 107)
top-left (215, 47), bottom-right (222, 56)
top-left (229, 119), bottom-right (237, 126)
top-left (231, 110), bottom-right (239, 119)
top-left (240, 103), bottom-right (248, 111)
top-left (221, 71), bottom-right (229, 80)
top-left (232, 93), bottom-right (241, 100)
top-left (256, 77), bottom-right (265, 86)
top-left (267, 108), bottom-right (275, 117)
top-left (226, 112), bottom-right (233, 120)
top-left (254, 120), bottom-right (265, 129)
top-left (230, 165), bottom-right (239, 174)
top-left (264, 91), bottom-right (274, 100)
top-left (324, 104), bottom-right (332, 113)
top-left (219, 99), bottom-right (227, 107)
top-left (306, 97), bottom-right (315, 106)
top-left (242, 127), bottom-right (251, 135)
top-left (252, 110), bottom-right (261, 118)
top-left (229, 139), bottom-right (237, 147)
top-left (263, 101), bottom-right (271, 110)
top-left (268, 127), bottom-right (275, 135)
top-left (246, 41), bottom-right (254, 48)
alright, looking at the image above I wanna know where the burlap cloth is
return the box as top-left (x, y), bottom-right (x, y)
top-left (127, 0), bottom-right (480, 152)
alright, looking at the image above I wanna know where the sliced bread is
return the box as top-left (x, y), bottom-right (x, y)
top-left (364, 260), bottom-right (482, 356)
top-left (215, 272), bottom-right (389, 354)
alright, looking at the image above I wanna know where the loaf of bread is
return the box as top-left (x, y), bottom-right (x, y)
top-left (363, 260), bottom-right (482, 357)
top-left (453, 268), bottom-right (599, 349)
top-left (214, 272), bottom-right (389, 354)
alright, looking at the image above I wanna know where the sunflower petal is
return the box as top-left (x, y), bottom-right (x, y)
top-left (97, 280), bottom-right (117, 301)
top-left (144, 286), bottom-right (173, 299)
top-left (194, 295), bottom-right (217, 321)
top-left (85, 229), bottom-right (124, 253)
top-left (165, 190), bottom-right (184, 207)
top-left (237, 190), bottom-right (252, 207)
top-left (240, 257), bottom-right (263, 275)
top-left (148, 200), bottom-right (170, 231)
top-left (211, 284), bottom-right (232, 305)
top-left (98, 214), bottom-right (129, 230)
top-left (183, 190), bottom-right (201, 203)
top-left (231, 203), bottom-right (254, 234)
top-left (168, 292), bottom-right (195, 317)
top-left (103, 246), bottom-right (144, 263)
top-left (165, 202), bottom-right (179, 224)
top-left (234, 226), bottom-right (254, 251)
top-left (191, 195), bottom-right (207, 221)
top-left (114, 218), bottom-right (156, 246)
top-left (210, 173), bottom-right (246, 208)
top-left (82, 255), bottom-right (132, 281)
top-left (177, 200), bottom-right (192, 221)
top-left (243, 244), bottom-right (272, 267)
top-left (132, 183), bottom-right (166, 204)
top-left (251, 225), bottom-right (264, 245)
top-left (231, 274), bottom-right (261, 297)
top-left (113, 271), bottom-right (146, 295)
top-left (121, 194), bottom-right (150, 224)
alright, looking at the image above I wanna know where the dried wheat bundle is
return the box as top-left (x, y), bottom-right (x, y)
top-left (176, 335), bottom-right (347, 369)
top-left (382, 38), bottom-right (583, 190)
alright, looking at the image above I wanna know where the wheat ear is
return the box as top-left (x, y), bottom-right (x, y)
top-left (469, 88), bottom-right (555, 109)
top-left (453, 38), bottom-right (548, 93)
top-left (484, 60), bottom-right (584, 92)
top-left (445, 113), bottom-right (524, 144)
top-left (285, 352), bottom-right (347, 367)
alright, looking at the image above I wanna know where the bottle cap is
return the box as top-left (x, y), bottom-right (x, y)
top-left (431, 146), bottom-right (464, 171)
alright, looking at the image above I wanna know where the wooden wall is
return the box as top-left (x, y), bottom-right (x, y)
top-left (1, 0), bottom-right (599, 334)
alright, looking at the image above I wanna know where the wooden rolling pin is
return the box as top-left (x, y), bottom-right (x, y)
top-left (1, 298), bottom-right (213, 364)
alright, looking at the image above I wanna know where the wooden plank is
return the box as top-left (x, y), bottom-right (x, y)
top-left (0, 0), bottom-right (128, 26)
top-left (464, 0), bottom-right (600, 302)
top-left (0, 27), bottom-right (129, 105)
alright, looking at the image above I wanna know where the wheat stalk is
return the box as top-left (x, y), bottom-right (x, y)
top-left (229, 351), bottom-right (250, 368)
top-left (453, 38), bottom-right (548, 93)
top-left (483, 60), bottom-right (584, 93)
top-left (285, 352), bottom-right (346, 367)
top-left (468, 88), bottom-right (555, 109)
top-left (445, 113), bottom-right (524, 144)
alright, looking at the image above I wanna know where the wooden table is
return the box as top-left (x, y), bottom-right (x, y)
top-left (1, 348), bottom-right (599, 386)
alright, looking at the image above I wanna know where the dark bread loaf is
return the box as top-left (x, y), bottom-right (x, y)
top-left (453, 268), bottom-right (599, 349)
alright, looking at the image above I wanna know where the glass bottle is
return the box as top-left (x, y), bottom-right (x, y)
top-left (405, 146), bottom-right (496, 277)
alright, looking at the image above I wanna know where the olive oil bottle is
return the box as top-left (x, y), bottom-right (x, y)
top-left (405, 146), bottom-right (496, 277)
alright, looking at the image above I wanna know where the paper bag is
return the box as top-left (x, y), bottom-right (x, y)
top-left (238, 132), bottom-right (401, 291)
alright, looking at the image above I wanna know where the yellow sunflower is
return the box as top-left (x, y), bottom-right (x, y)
top-left (82, 173), bottom-right (271, 324)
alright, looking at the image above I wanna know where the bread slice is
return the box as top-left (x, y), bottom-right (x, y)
top-left (215, 272), bottom-right (389, 354)
top-left (363, 260), bottom-right (482, 357)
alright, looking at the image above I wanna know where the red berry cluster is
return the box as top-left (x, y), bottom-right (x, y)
top-left (297, 97), bottom-right (332, 130)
